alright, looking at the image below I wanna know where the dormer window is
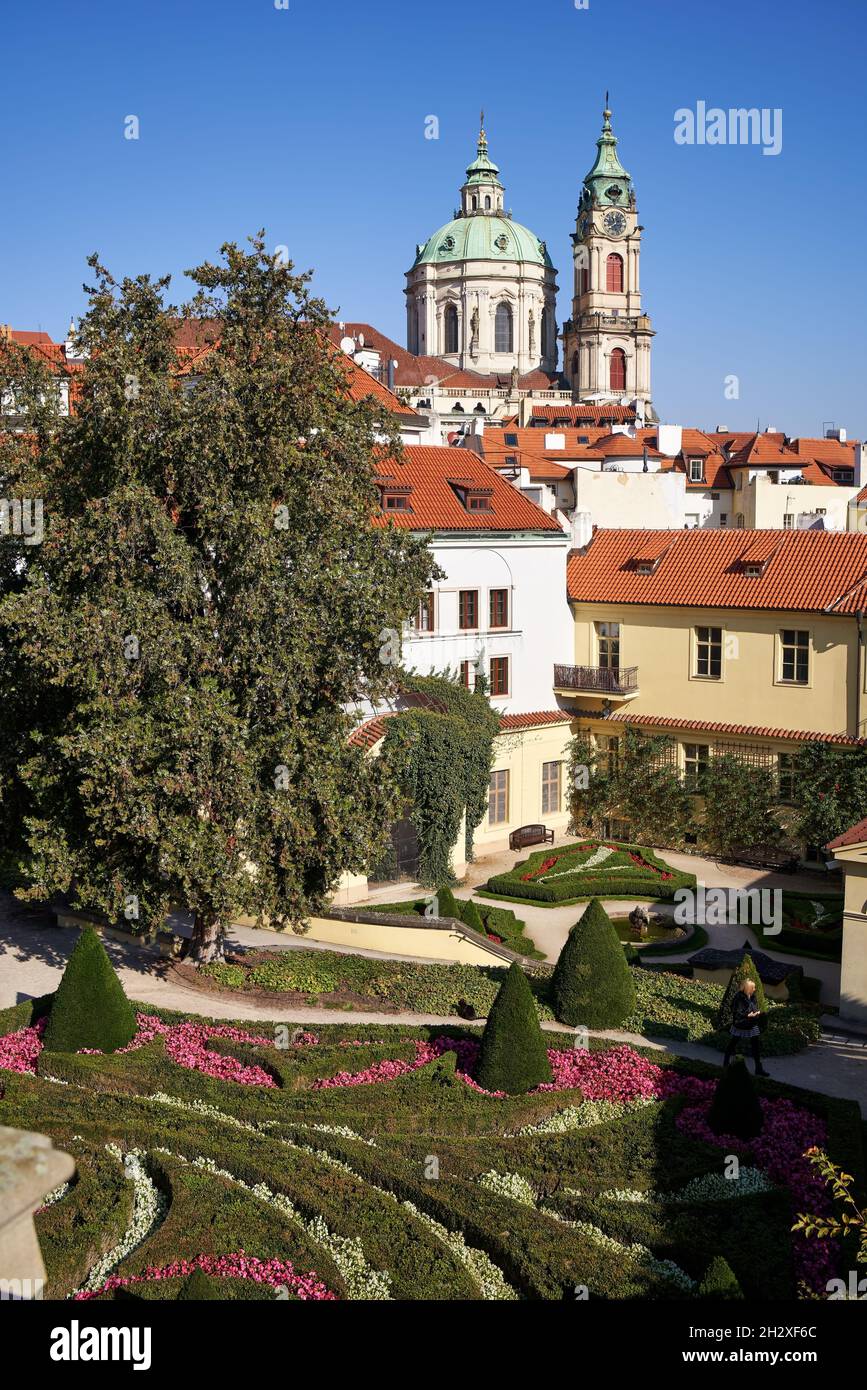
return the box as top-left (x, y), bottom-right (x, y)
top-left (834, 468), bottom-right (854, 483)
top-left (743, 563), bottom-right (763, 578)
top-left (504, 433), bottom-right (519, 445)
top-left (448, 478), bottom-right (494, 512)
top-left (377, 480), bottom-right (414, 513)
top-left (688, 458), bottom-right (704, 483)
top-left (636, 561), bottom-right (655, 575)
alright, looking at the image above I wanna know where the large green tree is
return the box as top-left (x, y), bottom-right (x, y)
top-left (790, 742), bottom-right (867, 851)
top-left (568, 726), bottom-right (692, 847)
top-left (0, 235), bottom-right (436, 961)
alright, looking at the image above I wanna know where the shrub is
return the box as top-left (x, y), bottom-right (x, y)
top-left (460, 900), bottom-right (485, 935)
top-left (436, 885), bottom-right (460, 921)
top-left (485, 839), bottom-right (695, 905)
top-left (551, 898), bottom-right (637, 1028)
top-left (707, 1059), bottom-right (764, 1140)
top-left (178, 1268), bottom-right (223, 1299)
top-left (43, 927), bottom-right (137, 1053)
top-left (716, 952), bottom-right (768, 1029)
top-left (698, 1255), bottom-right (744, 1299)
top-left (475, 962), bottom-right (553, 1094)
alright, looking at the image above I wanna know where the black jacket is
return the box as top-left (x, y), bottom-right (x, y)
top-left (731, 989), bottom-right (761, 1032)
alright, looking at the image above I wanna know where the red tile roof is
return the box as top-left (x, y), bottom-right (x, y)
top-left (498, 711), bottom-right (573, 730)
top-left (600, 712), bottom-right (866, 746)
top-left (530, 404), bottom-right (637, 425)
top-left (350, 708), bottom-right (573, 749)
top-left (827, 816), bottom-right (867, 850)
top-left (567, 527), bottom-right (867, 613)
top-left (374, 446), bottom-right (563, 533)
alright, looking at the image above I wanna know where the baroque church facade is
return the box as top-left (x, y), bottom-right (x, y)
top-left (404, 104), bottom-right (655, 414)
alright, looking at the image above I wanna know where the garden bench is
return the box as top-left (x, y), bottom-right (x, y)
top-left (509, 824), bottom-right (554, 852)
top-left (725, 846), bottom-right (799, 874)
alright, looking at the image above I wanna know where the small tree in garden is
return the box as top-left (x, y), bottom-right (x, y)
top-left (707, 1059), bottom-right (764, 1140)
top-left (716, 951), bottom-right (768, 1029)
top-left (551, 897), bottom-right (636, 1028)
top-left (476, 962), bottom-right (552, 1094)
top-left (791, 742), bottom-right (867, 851)
top-left (43, 927), bottom-right (137, 1053)
top-left (792, 1148), bottom-right (867, 1269)
top-left (567, 727), bottom-right (692, 846)
top-left (435, 885), bottom-right (460, 920)
top-left (700, 754), bottom-right (783, 859)
top-left (461, 899), bottom-right (485, 934)
top-left (698, 1255), bottom-right (744, 1299)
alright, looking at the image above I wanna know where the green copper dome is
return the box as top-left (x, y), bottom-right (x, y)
top-left (581, 103), bottom-right (634, 209)
top-left (413, 214), bottom-right (553, 269)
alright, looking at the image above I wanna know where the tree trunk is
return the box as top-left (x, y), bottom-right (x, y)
top-left (188, 912), bottom-right (224, 965)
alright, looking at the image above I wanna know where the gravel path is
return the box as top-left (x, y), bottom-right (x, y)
top-left (2, 892), bottom-right (865, 1115)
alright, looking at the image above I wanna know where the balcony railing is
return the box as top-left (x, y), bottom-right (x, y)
top-left (553, 664), bottom-right (639, 695)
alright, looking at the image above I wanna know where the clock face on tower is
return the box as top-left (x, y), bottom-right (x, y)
top-left (603, 210), bottom-right (627, 236)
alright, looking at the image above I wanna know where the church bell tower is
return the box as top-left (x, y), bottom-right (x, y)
top-left (562, 101), bottom-right (655, 415)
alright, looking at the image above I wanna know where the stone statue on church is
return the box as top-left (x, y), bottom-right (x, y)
top-left (528, 308), bottom-right (535, 357)
top-left (470, 307), bottom-right (479, 357)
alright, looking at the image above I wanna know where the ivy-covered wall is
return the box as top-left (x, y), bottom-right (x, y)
top-left (379, 672), bottom-right (500, 886)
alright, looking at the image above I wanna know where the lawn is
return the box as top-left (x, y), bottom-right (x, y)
top-left (0, 995), bottom-right (858, 1301)
top-left (485, 840), bottom-right (697, 906)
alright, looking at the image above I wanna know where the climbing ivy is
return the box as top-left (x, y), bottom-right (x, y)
top-left (379, 671), bottom-right (500, 887)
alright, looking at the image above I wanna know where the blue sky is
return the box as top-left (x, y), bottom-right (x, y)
top-left (2, 0), bottom-right (865, 437)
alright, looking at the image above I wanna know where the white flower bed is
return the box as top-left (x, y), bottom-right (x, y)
top-left (73, 1147), bottom-right (167, 1296)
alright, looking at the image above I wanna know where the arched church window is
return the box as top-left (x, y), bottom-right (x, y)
top-left (444, 304), bottom-right (459, 354)
top-left (606, 253), bottom-right (624, 293)
top-left (609, 348), bottom-right (626, 392)
top-left (494, 302), bottom-right (513, 353)
top-left (571, 351), bottom-right (579, 379)
top-left (541, 310), bottom-right (549, 359)
top-left (485, 196), bottom-right (491, 210)
top-left (472, 195), bottom-right (478, 210)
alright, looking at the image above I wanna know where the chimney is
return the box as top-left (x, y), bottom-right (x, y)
top-left (387, 359), bottom-right (397, 392)
top-left (657, 423), bottom-right (683, 457)
top-left (570, 510), bottom-right (593, 550)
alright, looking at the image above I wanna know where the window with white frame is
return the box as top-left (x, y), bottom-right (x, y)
top-left (488, 769), bottom-right (509, 824)
top-left (541, 761), bottom-right (561, 816)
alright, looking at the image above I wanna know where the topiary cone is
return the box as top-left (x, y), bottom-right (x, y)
top-left (476, 961), bottom-right (552, 1094)
top-left (707, 1058), bottom-right (764, 1140)
top-left (698, 1255), bottom-right (744, 1299)
top-left (716, 949), bottom-right (768, 1029)
top-left (551, 897), bottom-right (636, 1028)
top-left (435, 885), bottom-right (459, 921)
top-left (43, 926), bottom-right (137, 1053)
top-left (461, 899), bottom-right (485, 934)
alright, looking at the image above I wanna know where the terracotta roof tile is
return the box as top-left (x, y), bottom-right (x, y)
top-left (498, 711), bottom-right (573, 730)
top-left (827, 816), bottom-right (867, 850)
top-left (567, 527), bottom-right (867, 613)
top-left (374, 446), bottom-right (563, 533)
top-left (601, 711), bottom-right (866, 746)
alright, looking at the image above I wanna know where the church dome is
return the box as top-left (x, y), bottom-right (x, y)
top-left (413, 214), bottom-right (552, 269)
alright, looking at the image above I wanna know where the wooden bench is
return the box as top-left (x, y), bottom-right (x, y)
top-left (725, 847), bottom-right (799, 874)
top-left (509, 824), bottom-right (555, 852)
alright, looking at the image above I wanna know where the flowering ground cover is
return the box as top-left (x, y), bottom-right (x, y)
top-left (0, 995), bottom-right (859, 1301)
top-left (485, 839), bottom-right (697, 905)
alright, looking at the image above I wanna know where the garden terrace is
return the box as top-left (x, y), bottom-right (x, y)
top-left (0, 993), bottom-right (849, 1303)
top-left (485, 840), bottom-right (696, 906)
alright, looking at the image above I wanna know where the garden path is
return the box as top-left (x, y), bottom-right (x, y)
top-left (1, 895), bottom-right (864, 1116)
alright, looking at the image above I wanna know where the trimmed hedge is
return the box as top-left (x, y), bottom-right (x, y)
top-left (698, 1255), bottom-right (744, 1299)
top-left (485, 839), bottom-right (696, 905)
top-left (43, 927), bottom-right (137, 1053)
top-left (475, 962), bottom-right (553, 1094)
top-left (708, 1059), bottom-right (764, 1140)
top-left (551, 898), bottom-right (637, 1028)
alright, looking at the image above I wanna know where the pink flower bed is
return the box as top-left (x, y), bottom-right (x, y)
top-left (0, 1016), bottom-right (46, 1074)
top-left (72, 1250), bottom-right (336, 1301)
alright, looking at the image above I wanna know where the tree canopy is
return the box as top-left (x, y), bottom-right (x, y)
top-left (0, 234), bottom-right (436, 960)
